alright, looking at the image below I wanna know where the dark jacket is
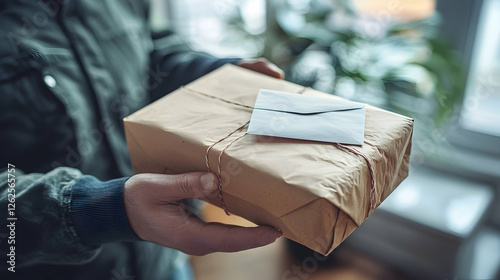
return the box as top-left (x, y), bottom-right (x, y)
top-left (0, 0), bottom-right (237, 279)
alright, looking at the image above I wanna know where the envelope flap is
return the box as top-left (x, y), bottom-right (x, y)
top-left (248, 88), bottom-right (366, 145)
top-left (255, 89), bottom-right (365, 114)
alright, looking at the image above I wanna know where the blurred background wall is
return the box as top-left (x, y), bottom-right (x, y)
top-left (150, 1), bottom-right (500, 279)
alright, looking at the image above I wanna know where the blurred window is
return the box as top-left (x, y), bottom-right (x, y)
top-left (151, 0), bottom-right (266, 58)
top-left (460, 0), bottom-right (500, 137)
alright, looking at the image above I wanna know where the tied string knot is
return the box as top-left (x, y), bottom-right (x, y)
top-left (205, 121), bottom-right (249, 215)
top-left (181, 86), bottom-right (376, 218)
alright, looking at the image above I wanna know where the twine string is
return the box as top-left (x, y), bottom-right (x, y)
top-left (184, 85), bottom-right (375, 218)
top-left (205, 121), bottom-right (249, 215)
top-left (181, 86), bottom-right (254, 110)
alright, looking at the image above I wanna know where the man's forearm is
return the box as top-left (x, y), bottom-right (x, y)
top-left (70, 175), bottom-right (140, 246)
top-left (0, 167), bottom-right (117, 268)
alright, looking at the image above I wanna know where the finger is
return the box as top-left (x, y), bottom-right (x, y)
top-left (263, 62), bottom-right (285, 79)
top-left (152, 172), bottom-right (218, 201)
top-left (181, 218), bottom-right (282, 255)
top-left (238, 59), bottom-right (285, 79)
top-left (260, 65), bottom-right (284, 79)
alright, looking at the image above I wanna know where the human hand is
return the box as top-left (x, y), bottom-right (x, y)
top-left (237, 58), bottom-right (285, 79)
top-left (124, 172), bottom-right (282, 256)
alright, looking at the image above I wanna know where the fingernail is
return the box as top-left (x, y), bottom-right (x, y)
top-left (200, 173), bottom-right (217, 193)
top-left (260, 227), bottom-right (283, 246)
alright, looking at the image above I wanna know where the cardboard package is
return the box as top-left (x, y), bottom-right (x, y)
top-left (124, 65), bottom-right (413, 255)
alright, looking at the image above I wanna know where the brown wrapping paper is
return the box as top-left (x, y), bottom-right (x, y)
top-left (124, 64), bottom-right (413, 255)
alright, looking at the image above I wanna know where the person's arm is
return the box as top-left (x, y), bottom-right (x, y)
top-left (148, 31), bottom-right (284, 101)
top-left (0, 166), bottom-right (281, 271)
top-left (0, 167), bottom-right (141, 270)
top-left (148, 30), bottom-right (240, 100)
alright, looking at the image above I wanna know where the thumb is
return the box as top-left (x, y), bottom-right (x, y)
top-left (165, 172), bottom-right (218, 201)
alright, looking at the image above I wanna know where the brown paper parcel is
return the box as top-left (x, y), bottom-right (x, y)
top-left (124, 64), bottom-right (413, 256)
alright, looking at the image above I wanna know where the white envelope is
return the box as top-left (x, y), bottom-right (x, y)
top-left (247, 89), bottom-right (366, 145)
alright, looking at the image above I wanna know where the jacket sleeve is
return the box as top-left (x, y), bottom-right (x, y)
top-left (148, 30), bottom-right (241, 101)
top-left (0, 167), bottom-right (139, 269)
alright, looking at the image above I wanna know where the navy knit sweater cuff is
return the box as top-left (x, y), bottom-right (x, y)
top-left (70, 175), bottom-right (140, 246)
